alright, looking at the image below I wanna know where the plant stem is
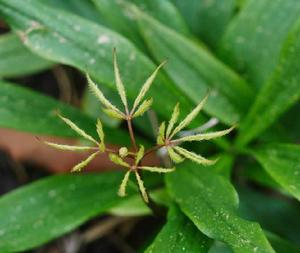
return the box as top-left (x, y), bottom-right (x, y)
top-left (126, 118), bottom-right (137, 152)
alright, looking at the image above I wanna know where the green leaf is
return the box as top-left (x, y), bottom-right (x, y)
top-left (0, 80), bottom-right (129, 144)
top-left (0, 0), bottom-right (199, 127)
top-left (236, 18), bottom-right (300, 146)
top-left (166, 163), bottom-right (275, 253)
top-left (0, 33), bottom-right (52, 78)
top-left (145, 205), bottom-right (212, 253)
top-left (41, 0), bottom-right (105, 24)
top-left (172, 0), bottom-right (235, 48)
top-left (238, 185), bottom-right (300, 245)
top-left (0, 172), bottom-right (124, 252)
top-left (91, 0), bottom-right (189, 51)
top-left (220, 0), bottom-right (300, 89)
top-left (136, 10), bottom-right (254, 125)
top-left (249, 143), bottom-right (300, 201)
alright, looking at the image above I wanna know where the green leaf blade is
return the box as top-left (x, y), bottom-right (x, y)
top-left (145, 205), bottom-right (212, 253)
top-left (250, 143), bottom-right (300, 201)
top-left (166, 163), bottom-right (275, 253)
top-left (0, 172), bottom-right (123, 252)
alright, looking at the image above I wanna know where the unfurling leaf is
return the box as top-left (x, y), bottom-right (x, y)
top-left (131, 60), bottom-right (167, 112)
top-left (96, 119), bottom-right (105, 152)
top-left (170, 95), bottom-right (208, 138)
top-left (44, 142), bottom-right (93, 151)
top-left (103, 108), bottom-right (125, 120)
top-left (157, 121), bottom-right (166, 145)
top-left (119, 147), bottom-right (129, 158)
top-left (167, 147), bottom-right (185, 163)
top-left (139, 166), bottom-right (175, 173)
top-left (132, 98), bottom-right (153, 118)
top-left (109, 153), bottom-right (130, 168)
top-left (166, 103), bottom-right (180, 138)
top-left (118, 171), bottom-right (131, 197)
top-left (58, 114), bottom-right (98, 145)
top-left (86, 74), bottom-right (124, 115)
top-left (135, 145), bottom-right (145, 165)
top-left (135, 171), bottom-right (149, 203)
top-left (174, 146), bottom-right (216, 165)
top-left (71, 151), bottom-right (100, 172)
top-left (113, 48), bottom-right (128, 111)
top-left (175, 126), bottom-right (235, 143)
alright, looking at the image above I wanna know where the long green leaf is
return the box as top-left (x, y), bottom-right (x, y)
top-left (172, 0), bottom-right (235, 48)
top-left (220, 0), bottom-right (300, 89)
top-left (238, 185), bottom-right (300, 245)
top-left (145, 204), bottom-right (212, 253)
top-left (0, 0), bottom-right (198, 126)
top-left (0, 33), bottom-right (52, 78)
top-left (0, 172), bottom-right (124, 252)
top-left (166, 163), bottom-right (275, 253)
top-left (250, 143), bottom-right (300, 201)
top-left (236, 18), bottom-right (300, 146)
top-left (136, 10), bottom-right (254, 125)
top-left (0, 80), bottom-right (129, 144)
top-left (92, 0), bottom-right (189, 51)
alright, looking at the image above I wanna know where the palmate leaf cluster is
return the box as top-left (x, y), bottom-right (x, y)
top-left (0, 0), bottom-right (300, 253)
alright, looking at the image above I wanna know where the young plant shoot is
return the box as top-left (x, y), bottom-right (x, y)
top-left (44, 49), bottom-right (234, 203)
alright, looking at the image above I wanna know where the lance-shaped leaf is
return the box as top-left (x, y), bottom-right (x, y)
top-left (175, 126), bottom-right (235, 143)
top-left (86, 74), bottom-right (124, 117)
top-left (170, 96), bottom-right (208, 139)
top-left (135, 171), bottom-right (149, 203)
top-left (145, 204), bottom-right (212, 253)
top-left (135, 145), bottom-right (145, 165)
top-left (131, 61), bottom-right (167, 113)
top-left (249, 143), bottom-right (300, 201)
top-left (96, 119), bottom-right (105, 151)
top-left (167, 147), bottom-right (185, 163)
top-left (103, 108), bottom-right (125, 120)
top-left (113, 49), bottom-right (128, 111)
top-left (43, 141), bottom-right (93, 152)
top-left (109, 153), bottom-right (130, 168)
top-left (157, 121), bottom-right (166, 145)
top-left (139, 166), bottom-right (175, 173)
top-left (58, 114), bottom-right (98, 145)
top-left (166, 163), bottom-right (275, 253)
top-left (118, 171), bottom-right (131, 197)
top-left (71, 151), bottom-right (100, 172)
top-left (132, 98), bottom-right (153, 118)
top-left (174, 146), bottom-right (216, 166)
top-left (166, 103), bottom-right (180, 138)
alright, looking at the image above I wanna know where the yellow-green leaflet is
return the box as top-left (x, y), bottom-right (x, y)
top-left (44, 141), bottom-right (93, 151)
top-left (96, 119), bottom-right (105, 151)
top-left (58, 114), bottom-right (98, 145)
top-left (175, 126), bottom-right (235, 142)
top-left (135, 171), bottom-right (149, 203)
top-left (157, 121), bottom-right (166, 145)
top-left (103, 108), bottom-right (125, 120)
top-left (135, 145), bottom-right (145, 165)
top-left (113, 49), bottom-right (128, 110)
top-left (167, 147), bottom-right (185, 163)
top-left (109, 153), bottom-right (130, 167)
top-left (71, 151), bottom-right (99, 172)
top-left (139, 166), bottom-right (175, 173)
top-left (174, 146), bottom-right (216, 166)
top-left (170, 95), bottom-right (208, 138)
top-left (166, 103), bottom-right (180, 138)
top-left (132, 98), bottom-right (153, 118)
top-left (118, 171), bottom-right (131, 197)
top-left (131, 61), bottom-right (167, 112)
top-left (86, 74), bottom-right (123, 115)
